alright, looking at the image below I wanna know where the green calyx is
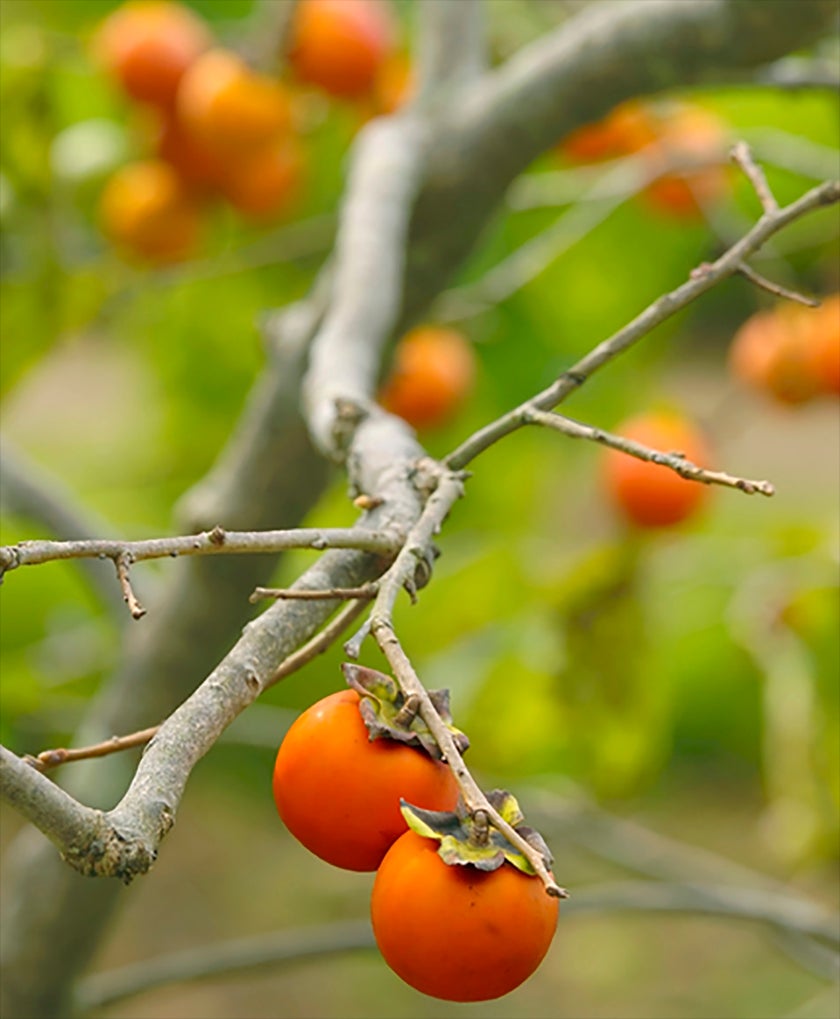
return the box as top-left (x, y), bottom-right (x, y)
top-left (400, 790), bottom-right (554, 875)
top-left (341, 663), bottom-right (470, 760)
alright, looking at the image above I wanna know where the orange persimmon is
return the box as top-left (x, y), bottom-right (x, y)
top-left (379, 327), bottom-right (476, 431)
top-left (94, 1), bottom-right (211, 108)
top-left (371, 830), bottom-right (559, 1001)
top-left (602, 411), bottom-right (712, 529)
top-left (272, 690), bottom-right (459, 872)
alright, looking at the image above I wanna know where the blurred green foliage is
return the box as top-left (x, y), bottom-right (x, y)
top-left (0, 3), bottom-right (838, 1015)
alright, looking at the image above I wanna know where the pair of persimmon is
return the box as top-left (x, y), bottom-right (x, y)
top-left (560, 99), bottom-right (732, 220)
top-left (272, 678), bottom-right (559, 1002)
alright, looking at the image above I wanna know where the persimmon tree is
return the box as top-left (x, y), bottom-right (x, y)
top-left (1, 1), bottom-right (838, 1017)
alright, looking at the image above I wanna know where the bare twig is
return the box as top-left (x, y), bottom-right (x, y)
top-left (114, 554), bottom-right (146, 620)
top-left (23, 728), bottom-right (160, 773)
top-left (445, 175), bottom-right (840, 471)
top-left (250, 584), bottom-right (378, 603)
top-left (0, 526), bottom-right (400, 578)
top-left (525, 410), bottom-right (776, 496)
top-left (736, 262), bottom-right (820, 306)
top-left (731, 141), bottom-right (780, 214)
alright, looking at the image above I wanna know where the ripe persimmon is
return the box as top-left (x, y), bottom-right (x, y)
top-left (99, 159), bottom-right (199, 263)
top-left (812, 294), bottom-right (840, 395)
top-left (729, 299), bottom-right (840, 405)
top-left (371, 830), bottom-right (559, 1001)
top-left (602, 411), bottom-right (712, 529)
top-left (219, 139), bottom-right (304, 222)
top-left (177, 49), bottom-right (292, 155)
top-left (560, 100), bottom-right (730, 220)
top-left (94, 1), bottom-right (211, 108)
top-left (560, 100), bottom-right (658, 164)
top-left (272, 690), bottom-right (459, 871)
top-left (287, 0), bottom-right (395, 99)
top-left (379, 327), bottom-right (476, 431)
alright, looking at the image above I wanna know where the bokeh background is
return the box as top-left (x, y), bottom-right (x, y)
top-left (1, 1), bottom-right (838, 1017)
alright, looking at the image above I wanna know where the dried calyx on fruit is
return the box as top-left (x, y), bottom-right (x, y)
top-left (341, 662), bottom-right (469, 759)
top-left (400, 789), bottom-right (553, 875)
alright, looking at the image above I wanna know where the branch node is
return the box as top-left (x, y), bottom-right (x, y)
top-left (207, 525), bottom-right (227, 546)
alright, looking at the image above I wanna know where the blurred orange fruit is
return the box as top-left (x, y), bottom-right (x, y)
top-left (177, 49), bottom-right (292, 154)
top-left (602, 411), bottom-right (712, 529)
top-left (94, 1), bottom-right (211, 108)
top-left (219, 139), bottom-right (305, 221)
top-left (379, 327), bottom-right (475, 430)
top-left (730, 297), bottom-right (840, 405)
top-left (287, 0), bottom-right (395, 99)
top-left (100, 158), bottom-right (200, 263)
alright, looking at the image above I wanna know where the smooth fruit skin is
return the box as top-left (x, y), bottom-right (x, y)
top-left (288, 0), bottom-right (395, 99)
top-left (729, 302), bottom-right (840, 405)
top-left (220, 140), bottom-right (304, 222)
top-left (379, 327), bottom-right (475, 431)
top-left (177, 49), bottom-right (292, 154)
top-left (272, 690), bottom-right (459, 872)
top-left (602, 412), bottom-right (712, 529)
top-left (371, 831), bottom-right (559, 1002)
top-left (810, 295), bottom-right (840, 396)
top-left (95, 1), bottom-right (211, 108)
top-left (100, 159), bottom-right (199, 263)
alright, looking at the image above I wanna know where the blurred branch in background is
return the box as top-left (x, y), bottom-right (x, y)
top-left (71, 876), bottom-right (838, 1016)
top-left (0, 441), bottom-right (124, 622)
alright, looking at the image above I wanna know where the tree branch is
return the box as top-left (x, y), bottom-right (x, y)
top-left (444, 173), bottom-right (839, 471)
top-left (72, 878), bottom-right (839, 1014)
top-left (525, 409), bottom-right (775, 496)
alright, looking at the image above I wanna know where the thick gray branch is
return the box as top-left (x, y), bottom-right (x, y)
top-left (400, 0), bottom-right (837, 327)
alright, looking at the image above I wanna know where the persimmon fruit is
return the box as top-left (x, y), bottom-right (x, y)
top-left (94, 1), bottom-right (211, 108)
top-left (272, 690), bottom-right (459, 871)
top-left (560, 100), bottom-right (658, 164)
top-left (99, 158), bottom-right (199, 263)
top-left (287, 0), bottom-right (395, 99)
top-left (642, 105), bottom-right (731, 219)
top-left (602, 411), bottom-right (712, 529)
top-left (379, 327), bottom-right (476, 430)
top-left (219, 139), bottom-right (304, 222)
top-left (729, 297), bottom-right (840, 405)
top-left (371, 830), bottom-right (559, 1001)
top-left (560, 100), bottom-right (730, 220)
top-left (177, 49), bottom-right (292, 155)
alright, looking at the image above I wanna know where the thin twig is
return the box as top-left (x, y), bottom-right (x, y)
top-left (444, 175), bottom-right (840, 471)
top-left (249, 584), bottom-right (378, 603)
top-left (372, 622), bottom-right (566, 899)
top-left (18, 600), bottom-right (371, 772)
top-left (0, 526), bottom-right (400, 578)
top-left (525, 410), bottom-right (776, 496)
top-left (23, 727), bottom-right (160, 773)
top-left (731, 141), bottom-right (780, 214)
top-left (114, 555), bottom-right (146, 620)
top-left (736, 262), bottom-right (820, 306)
